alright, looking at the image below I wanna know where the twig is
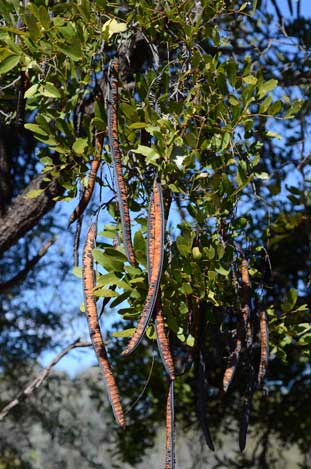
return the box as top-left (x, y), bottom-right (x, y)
top-left (0, 339), bottom-right (91, 421)
top-left (0, 238), bottom-right (55, 293)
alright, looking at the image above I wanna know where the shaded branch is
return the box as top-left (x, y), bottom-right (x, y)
top-left (0, 238), bottom-right (55, 294)
top-left (0, 339), bottom-right (91, 421)
top-left (0, 172), bottom-right (64, 256)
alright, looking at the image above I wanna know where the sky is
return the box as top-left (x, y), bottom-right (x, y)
top-left (39, 0), bottom-right (311, 377)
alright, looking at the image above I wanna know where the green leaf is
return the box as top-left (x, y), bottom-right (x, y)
top-left (58, 38), bottom-right (82, 61)
top-left (215, 265), bottom-right (230, 276)
top-left (72, 267), bottom-right (82, 278)
top-left (25, 189), bottom-right (44, 199)
top-left (94, 288), bottom-right (118, 298)
top-left (102, 18), bottom-right (127, 39)
top-left (266, 131), bottom-right (282, 140)
top-left (0, 54), bottom-right (20, 74)
top-left (39, 82), bottom-right (61, 99)
top-left (243, 75), bottom-right (257, 85)
top-left (282, 288), bottom-right (298, 313)
top-left (112, 328), bottom-right (136, 338)
top-left (132, 145), bottom-right (159, 163)
top-left (24, 123), bottom-right (49, 136)
top-left (129, 122), bottom-right (147, 129)
top-left (72, 138), bottom-right (88, 154)
top-left (258, 79), bottom-right (278, 100)
top-left (24, 84), bottom-right (39, 98)
top-left (259, 95), bottom-right (272, 113)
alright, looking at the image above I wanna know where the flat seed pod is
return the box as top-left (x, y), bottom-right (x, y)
top-left (223, 324), bottom-right (242, 392)
top-left (108, 58), bottom-right (136, 266)
top-left (154, 293), bottom-right (175, 380)
top-left (82, 223), bottom-right (125, 428)
top-left (165, 379), bottom-right (175, 469)
top-left (122, 179), bottom-right (164, 356)
top-left (258, 310), bottom-right (269, 385)
top-left (147, 185), bottom-right (174, 379)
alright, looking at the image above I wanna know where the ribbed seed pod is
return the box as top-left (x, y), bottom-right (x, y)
top-left (258, 310), bottom-right (269, 385)
top-left (165, 379), bottom-right (175, 469)
top-left (223, 323), bottom-right (242, 392)
top-left (82, 223), bottom-right (125, 428)
top-left (147, 183), bottom-right (174, 379)
top-left (108, 58), bottom-right (136, 266)
top-left (122, 178), bottom-right (164, 356)
top-left (223, 257), bottom-right (252, 392)
top-left (154, 293), bottom-right (175, 380)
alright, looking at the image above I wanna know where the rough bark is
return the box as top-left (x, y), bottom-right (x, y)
top-left (0, 172), bottom-right (64, 256)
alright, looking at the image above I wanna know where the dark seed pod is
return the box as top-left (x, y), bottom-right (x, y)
top-left (108, 58), bottom-right (136, 266)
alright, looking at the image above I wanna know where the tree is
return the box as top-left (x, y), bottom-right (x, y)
top-left (0, 1), bottom-right (310, 467)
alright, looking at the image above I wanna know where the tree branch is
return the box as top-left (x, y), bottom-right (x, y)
top-left (0, 238), bottom-right (55, 293)
top-left (0, 339), bottom-right (91, 421)
top-left (0, 172), bottom-right (64, 256)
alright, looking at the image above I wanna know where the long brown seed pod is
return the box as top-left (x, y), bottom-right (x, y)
top-left (147, 184), bottom-right (174, 379)
top-left (241, 258), bottom-right (251, 329)
top-left (122, 178), bottom-right (164, 356)
top-left (258, 310), bottom-right (269, 385)
top-left (154, 293), bottom-right (175, 380)
top-left (108, 58), bottom-right (136, 266)
top-left (82, 223), bottom-right (125, 428)
top-left (223, 258), bottom-right (252, 392)
top-left (223, 322), bottom-right (243, 392)
top-left (165, 379), bottom-right (175, 469)
top-left (68, 135), bottom-right (102, 227)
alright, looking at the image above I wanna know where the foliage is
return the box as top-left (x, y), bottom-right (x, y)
top-left (0, 0), bottom-right (311, 467)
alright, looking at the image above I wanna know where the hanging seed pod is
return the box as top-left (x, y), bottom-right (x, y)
top-left (147, 185), bottom-right (174, 379)
top-left (258, 310), bottom-right (269, 385)
top-left (82, 223), bottom-right (125, 428)
top-left (223, 322), bottom-right (243, 392)
top-left (165, 379), bottom-right (175, 469)
top-left (108, 58), bottom-right (136, 265)
top-left (122, 178), bottom-right (164, 356)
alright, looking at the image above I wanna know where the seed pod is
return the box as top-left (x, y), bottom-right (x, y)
top-left (223, 322), bottom-right (242, 392)
top-left (82, 223), bottom-right (125, 428)
top-left (154, 293), bottom-right (175, 380)
top-left (122, 178), bottom-right (164, 356)
top-left (258, 310), bottom-right (269, 385)
top-left (108, 58), bottom-right (136, 266)
top-left (165, 379), bottom-right (175, 469)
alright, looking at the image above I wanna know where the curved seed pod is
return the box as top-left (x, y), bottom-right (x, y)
top-left (82, 223), bottom-right (125, 428)
top-left (241, 258), bottom-right (251, 329)
top-left (154, 293), bottom-right (175, 380)
top-left (258, 310), bottom-right (269, 385)
top-left (165, 379), bottom-right (175, 469)
top-left (148, 185), bottom-right (174, 379)
top-left (223, 323), bottom-right (242, 392)
top-left (108, 58), bottom-right (136, 266)
top-left (223, 257), bottom-right (252, 392)
top-left (68, 134), bottom-right (103, 226)
top-left (122, 178), bottom-right (164, 356)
